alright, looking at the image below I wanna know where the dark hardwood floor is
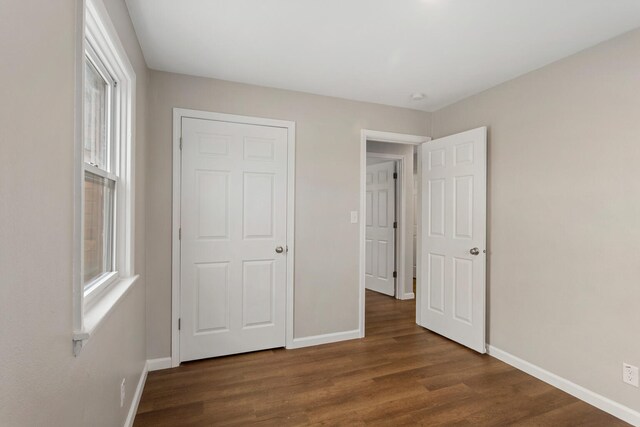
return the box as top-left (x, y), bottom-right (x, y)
top-left (135, 291), bottom-right (626, 426)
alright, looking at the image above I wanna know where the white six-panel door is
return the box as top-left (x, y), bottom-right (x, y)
top-left (419, 127), bottom-right (487, 353)
top-left (365, 161), bottom-right (396, 297)
top-left (180, 117), bottom-right (288, 362)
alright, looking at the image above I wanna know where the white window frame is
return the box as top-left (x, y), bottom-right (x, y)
top-left (83, 43), bottom-right (118, 304)
top-left (73, 0), bottom-right (137, 356)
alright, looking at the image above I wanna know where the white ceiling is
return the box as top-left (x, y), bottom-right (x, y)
top-left (126, 0), bottom-right (640, 111)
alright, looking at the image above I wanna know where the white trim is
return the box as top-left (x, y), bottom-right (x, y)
top-left (363, 130), bottom-right (427, 145)
top-left (73, 0), bottom-right (136, 355)
top-left (123, 358), bottom-right (174, 426)
top-left (73, 275), bottom-right (140, 346)
top-left (147, 357), bottom-right (172, 372)
top-left (365, 153), bottom-right (406, 300)
top-left (85, 0), bottom-right (137, 278)
top-left (288, 329), bottom-right (361, 349)
top-left (172, 108), bottom-right (296, 367)
top-left (359, 130), bottom-right (430, 338)
top-left (124, 361), bottom-right (147, 427)
top-left (400, 292), bottom-right (415, 300)
top-left (84, 162), bottom-right (119, 182)
top-left (170, 110), bottom-right (181, 367)
top-left (286, 120), bottom-right (296, 350)
top-left (72, 0), bottom-right (86, 342)
top-left (415, 143), bottom-right (423, 326)
top-left (487, 345), bottom-right (640, 426)
top-left (84, 271), bottom-right (119, 310)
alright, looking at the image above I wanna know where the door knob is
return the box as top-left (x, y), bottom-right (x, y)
top-left (275, 246), bottom-right (284, 254)
top-left (470, 247), bottom-right (480, 256)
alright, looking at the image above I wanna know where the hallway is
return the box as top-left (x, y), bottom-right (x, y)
top-left (135, 291), bottom-right (625, 426)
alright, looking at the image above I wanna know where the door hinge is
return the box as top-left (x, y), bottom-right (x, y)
top-left (393, 221), bottom-right (398, 229)
top-left (179, 228), bottom-right (181, 240)
top-left (393, 271), bottom-right (397, 278)
top-left (178, 318), bottom-right (181, 330)
top-left (393, 172), bottom-right (398, 179)
top-left (179, 136), bottom-right (183, 150)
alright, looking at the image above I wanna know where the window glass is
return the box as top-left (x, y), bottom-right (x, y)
top-left (83, 171), bottom-right (115, 286)
top-left (83, 59), bottom-right (109, 171)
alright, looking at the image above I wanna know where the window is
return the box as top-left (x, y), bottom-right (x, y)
top-left (73, 0), bottom-right (137, 355)
top-left (83, 47), bottom-right (117, 293)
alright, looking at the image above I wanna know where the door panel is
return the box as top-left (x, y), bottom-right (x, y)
top-left (418, 127), bottom-right (486, 353)
top-left (429, 178), bottom-right (445, 236)
top-left (195, 262), bottom-right (229, 332)
top-left (243, 172), bottom-right (275, 238)
top-left (180, 117), bottom-right (288, 362)
top-left (242, 260), bottom-right (275, 327)
top-left (428, 253), bottom-right (445, 313)
top-left (365, 161), bottom-right (396, 296)
top-left (196, 171), bottom-right (229, 239)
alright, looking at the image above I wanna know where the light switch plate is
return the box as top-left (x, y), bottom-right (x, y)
top-left (350, 211), bottom-right (358, 223)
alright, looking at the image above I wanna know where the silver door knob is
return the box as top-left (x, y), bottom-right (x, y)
top-left (275, 246), bottom-right (284, 254)
top-left (469, 247), bottom-right (480, 256)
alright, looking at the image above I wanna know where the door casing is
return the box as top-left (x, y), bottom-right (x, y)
top-left (359, 130), bottom-right (430, 337)
top-left (171, 108), bottom-right (296, 367)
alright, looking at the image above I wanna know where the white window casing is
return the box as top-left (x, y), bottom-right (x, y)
top-left (73, 0), bottom-right (137, 356)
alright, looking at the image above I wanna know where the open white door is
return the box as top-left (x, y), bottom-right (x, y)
top-left (418, 127), bottom-right (486, 353)
top-left (365, 161), bottom-right (396, 297)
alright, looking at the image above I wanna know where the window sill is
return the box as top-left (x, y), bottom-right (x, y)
top-left (73, 274), bottom-right (139, 356)
top-left (84, 271), bottom-right (119, 311)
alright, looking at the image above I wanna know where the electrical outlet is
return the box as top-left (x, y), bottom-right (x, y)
top-left (120, 378), bottom-right (126, 407)
top-left (623, 363), bottom-right (639, 387)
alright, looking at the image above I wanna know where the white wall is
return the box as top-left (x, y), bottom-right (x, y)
top-left (367, 141), bottom-right (416, 298)
top-left (0, 0), bottom-right (148, 425)
top-left (432, 28), bottom-right (640, 414)
top-left (145, 71), bottom-right (430, 358)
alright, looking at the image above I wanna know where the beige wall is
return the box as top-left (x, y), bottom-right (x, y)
top-left (366, 141), bottom-right (416, 297)
top-left (145, 71), bottom-right (429, 358)
top-left (0, 0), bottom-right (148, 425)
top-left (4, 0), bottom-right (636, 421)
top-left (432, 28), bottom-right (640, 413)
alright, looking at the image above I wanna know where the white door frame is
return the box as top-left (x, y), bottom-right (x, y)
top-left (365, 153), bottom-right (404, 299)
top-left (359, 130), bottom-right (430, 337)
top-left (172, 108), bottom-right (296, 367)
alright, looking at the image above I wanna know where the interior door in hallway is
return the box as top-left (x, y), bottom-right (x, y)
top-left (418, 127), bottom-right (487, 353)
top-left (180, 117), bottom-right (288, 362)
top-left (365, 161), bottom-right (396, 297)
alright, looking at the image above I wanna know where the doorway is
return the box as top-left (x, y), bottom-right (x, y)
top-left (359, 128), bottom-right (488, 354)
top-left (359, 130), bottom-right (430, 337)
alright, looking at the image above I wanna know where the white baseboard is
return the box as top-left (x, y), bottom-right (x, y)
top-left (287, 329), bottom-right (361, 349)
top-left (399, 292), bottom-right (415, 300)
top-left (487, 345), bottom-right (640, 426)
top-left (147, 357), bottom-right (172, 372)
top-left (124, 361), bottom-right (148, 427)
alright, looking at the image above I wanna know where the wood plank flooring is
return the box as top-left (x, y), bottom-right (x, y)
top-left (135, 290), bottom-right (627, 426)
